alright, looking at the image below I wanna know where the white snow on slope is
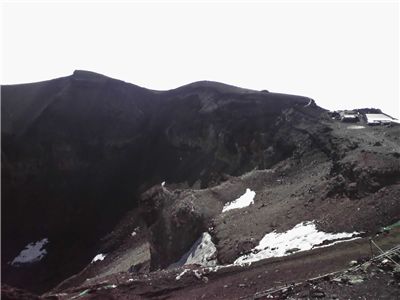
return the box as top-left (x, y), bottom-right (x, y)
top-left (11, 238), bottom-right (49, 266)
top-left (304, 98), bottom-right (313, 107)
top-left (347, 125), bottom-right (365, 130)
top-left (91, 253), bottom-right (106, 263)
top-left (222, 188), bottom-right (255, 212)
top-left (175, 269), bottom-right (190, 280)
top-left (169, 232), bottom-right (217, 268)
top-left (234, 221), bottom-right (359, 265)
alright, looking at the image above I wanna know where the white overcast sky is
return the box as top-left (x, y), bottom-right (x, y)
top-left (1, 1), bottom-right (399, 118)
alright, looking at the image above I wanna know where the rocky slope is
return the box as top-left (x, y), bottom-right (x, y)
top-left (2, 71), bottom-right (400, 299)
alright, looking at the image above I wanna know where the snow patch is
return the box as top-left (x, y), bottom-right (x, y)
top-left (222, 188), bottom-right (255, 212)
top-left (131, 226), bottom-right (140, 237)
top-left (91, 253), bottom-right (106, 263)
top-left (304, 98), bottom-right (313, 107)
top-left (170, 232), bottom-right (217, 268)
top-left (175, 269), bottom-right (190, 280)
top-left (314, 237), bottom-right (361, 249)
top-left (234, 221), bottom-right (359, 265)
top-left (11, 238), bottom-right (49, 266)
top-left (347, 125), bottom-right (365, 130)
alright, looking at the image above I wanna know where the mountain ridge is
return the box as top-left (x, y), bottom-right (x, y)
top-left (2, 71), bottom-right (399, 298)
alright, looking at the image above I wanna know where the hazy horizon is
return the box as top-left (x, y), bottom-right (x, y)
top-left (2, 1), bottom-right (399, 118)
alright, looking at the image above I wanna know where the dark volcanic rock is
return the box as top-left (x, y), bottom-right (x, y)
top-left (3, 71), bottom-right (400, 297)
top-left (1, 71), bottom-right (316, 292)
top-left (1, 284), bottom-right (40, 300)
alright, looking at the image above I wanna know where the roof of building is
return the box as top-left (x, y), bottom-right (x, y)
top-left (365, 113), bottom-right (396, 123)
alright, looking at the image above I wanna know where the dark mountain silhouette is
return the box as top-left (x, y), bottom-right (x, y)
top-left (1, 71), bottom-right (314, 291)
top-left (2, 71), bottom-right (399, 299)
